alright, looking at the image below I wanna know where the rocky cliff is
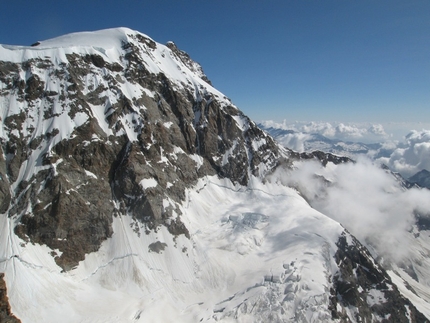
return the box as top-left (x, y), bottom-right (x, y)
top-left (0, 274), bottom-right (21, 323)
top-left (0, 28), bottom-right (285, 271)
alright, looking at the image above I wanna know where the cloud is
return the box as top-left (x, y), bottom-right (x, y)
top-left (379, 130), bottom-right (430, 178)
top-left (263, 120), bottom-right (430, 179)
top-left (301, 122), bottom-right (336, 138)
top-left (260, 120), bottom-right (388, 142)
top-left (273, 132), bottom-right (313, 152)
top-left (369, 124), bottom-right (387, 136)
top-left (262, 120), bottom-right (430, 179)
top-left (272, 156), bottom-right (430, 264)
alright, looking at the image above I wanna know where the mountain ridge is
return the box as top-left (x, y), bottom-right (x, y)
top-left (0, 28), bottom-right (428, 322)
top-left (409, 169), bottom-right (430, 189)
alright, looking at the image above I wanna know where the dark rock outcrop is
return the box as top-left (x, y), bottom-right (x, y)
top-left (0, 145), bottom-right (11, 213)
top-left (330, 232), bottom-right (427, 322)
top-left (0, 274), bottom-right (21, 323)
top-left (297, 150), bottom-right (352, 166)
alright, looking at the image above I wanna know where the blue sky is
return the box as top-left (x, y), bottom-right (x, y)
top-left (1, 0), bottom-right (429, 126)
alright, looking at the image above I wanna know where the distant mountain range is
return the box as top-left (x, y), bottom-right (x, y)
top-left (259, 125), bottom-right (389, 157)
top-left (261, 125), bottom-right (430, 190)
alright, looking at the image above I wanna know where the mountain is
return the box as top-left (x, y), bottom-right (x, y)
top-left (0, 28), bottom-right (428, 322)
top-left (0, 274), bottom-right (20, 323)
top-left (409, 169), bottom-right (430, 189)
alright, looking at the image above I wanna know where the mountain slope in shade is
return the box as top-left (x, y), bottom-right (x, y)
top-left (0, 28), bottom-right (428, 322)
top-left (409, 169), bottom-right (430, 189)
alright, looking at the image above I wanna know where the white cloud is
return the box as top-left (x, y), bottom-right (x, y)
top-left (274, 132), bottom-right (313, 152)
top-left (379, 130), bottom-right (430, 178)
top-left (262, 120), bottom-right (430, 179)
top-left (259, 119), bottom-right (293, 130)
top-left (271, 156), bottom-right (430, 264)
top-left (262, 121), bottom-right (430, 265)
top-left (260, 120), bottom-right (388, 142)
top-left (335, 123), bottom-right (367, 139)
top-left (369, 124), bottom-right (386, 136)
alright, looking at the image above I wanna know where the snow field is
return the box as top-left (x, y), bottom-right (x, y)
top-left (1, 175), bottom-right (347, 322)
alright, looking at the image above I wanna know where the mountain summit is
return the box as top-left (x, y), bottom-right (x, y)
top-left (1, 27), bottom-right (283, 271)
top-left (0, 28), bottom-right (428, 322)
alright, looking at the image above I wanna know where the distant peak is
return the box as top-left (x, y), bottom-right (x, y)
top-left (410, 169), bottom-right (430, 178)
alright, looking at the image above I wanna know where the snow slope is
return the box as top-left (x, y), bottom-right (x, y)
top-left (0, 27), bottom-right (231, 145)
top-left (2, 176), bottom-right (345, 322)
top-left (280, 157), bottom-right (430, 320)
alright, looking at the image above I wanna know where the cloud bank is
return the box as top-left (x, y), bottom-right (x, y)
top-left (262, 120), bottom-right (430, 178)
top-left (273, 132), bottom-right (313, 152)
top-left (379, 130), bottom-right (430, 178)
top-left (263, 120), bottom-right (430, 267)
top-left (261, 120), bottom-right (388, 142)
top-left (273, 157), bottom-right (430, 264)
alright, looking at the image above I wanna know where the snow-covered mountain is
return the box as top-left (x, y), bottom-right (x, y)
top-left (0, 27), bottom-right (429, 322)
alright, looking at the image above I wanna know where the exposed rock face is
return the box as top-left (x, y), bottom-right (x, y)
top-left (0, 274), bottom-right (21, 323)
top-left (0, 28), bottom-right (285, 270)
top-left (0, 146), bottom-right (11, 213)
top-left (297, 150), bottom-right (352, 166)
top-left (330, 233), bottom-right (427, 322)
